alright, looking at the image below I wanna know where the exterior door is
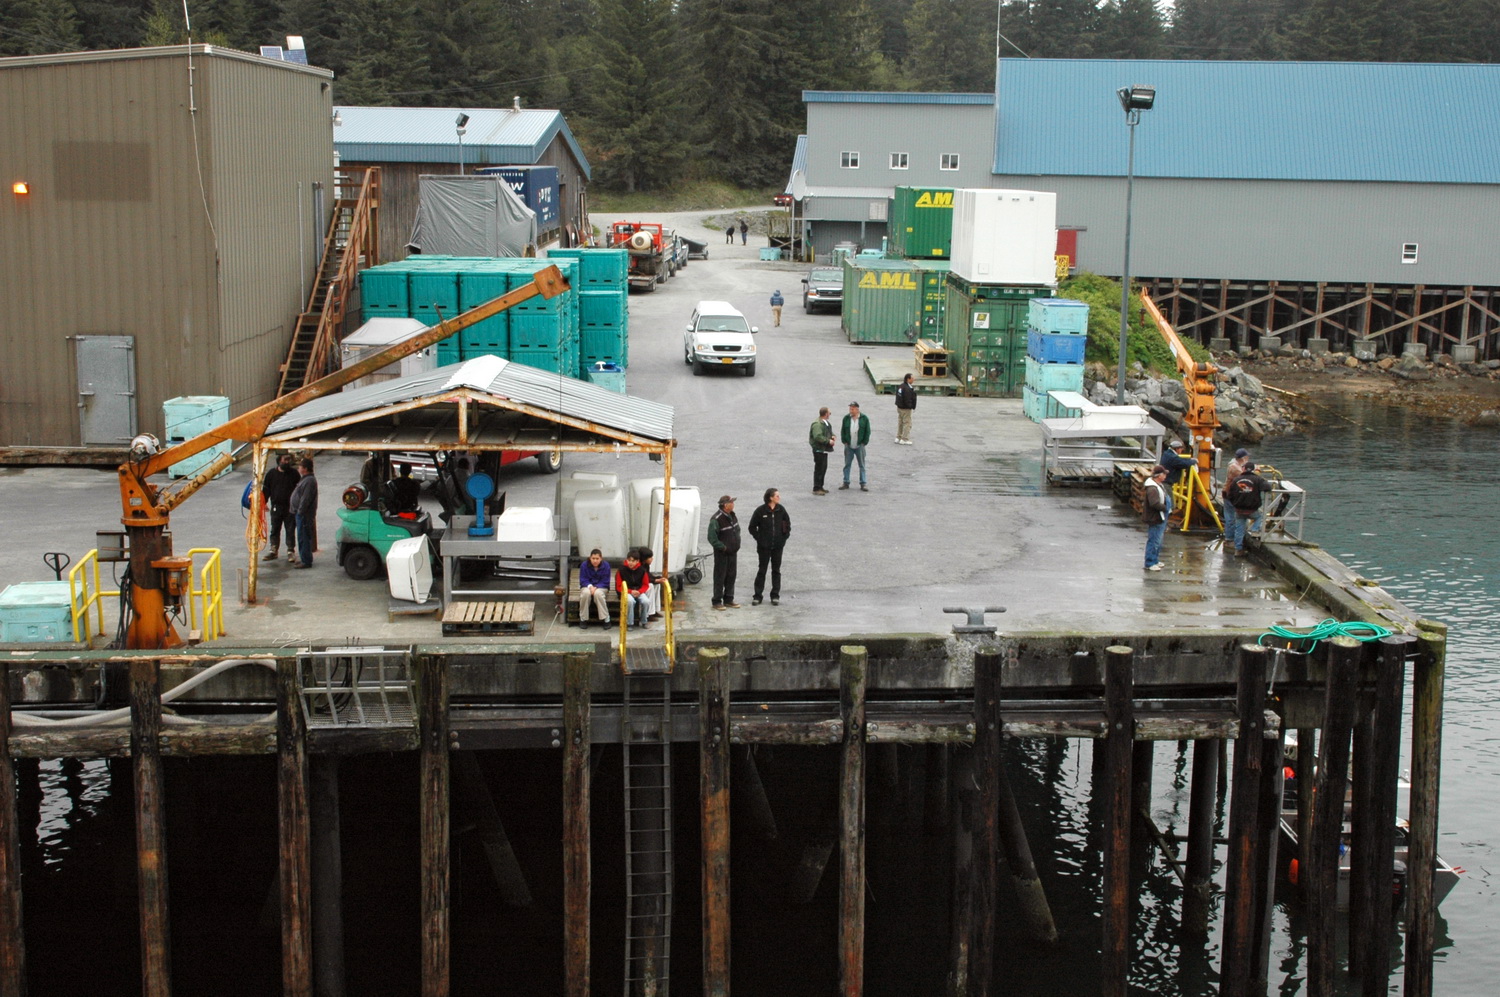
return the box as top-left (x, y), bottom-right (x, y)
top-left (74, 335), bottom-right (137, 445)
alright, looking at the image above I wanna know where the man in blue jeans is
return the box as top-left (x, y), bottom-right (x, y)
top-left (288, 458), bottom-right (319, 568)
top-left (1141, 464), bottom-right (1169, 571)
top-left (839, 401), bottom-right (871, 491)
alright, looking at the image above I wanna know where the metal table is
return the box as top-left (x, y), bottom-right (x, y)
top-left (437, 516), bottom-right (571, 608)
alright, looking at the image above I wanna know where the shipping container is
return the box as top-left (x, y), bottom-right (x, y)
top-left (476, 165), bottom-right (560, 229)
top-left (914, 261), bottom-right (952, 340)
top-left (950, 189), bottom-right (1058, 286)
top-left (888, 186), bottom-right (954, 259)
top-left (942, 276), bottom-right (1051, 397)
top-left (841, 258), bottom-right (923, 344)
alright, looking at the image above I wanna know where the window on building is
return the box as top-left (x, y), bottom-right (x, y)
top-left (890, 152), bottom-right (909, 170)
top-left (940, 153), bottom-right (960, 171)
top-left (841, 151), bottom-right (860, 169)
top-left (1401, 243), bottom-right (1419, 264)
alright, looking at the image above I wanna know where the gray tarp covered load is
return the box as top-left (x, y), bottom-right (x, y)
top-left (408, 175), bottom-right (538, 256)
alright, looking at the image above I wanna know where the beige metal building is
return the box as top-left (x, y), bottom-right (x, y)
top-left (0, 46), bottom-right (335, 447)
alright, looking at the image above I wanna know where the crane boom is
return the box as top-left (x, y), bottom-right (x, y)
top-left (1140, 291), bottom-right (1223, 531)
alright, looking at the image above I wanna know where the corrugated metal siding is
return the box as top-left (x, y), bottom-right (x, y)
top-left (994, 58), bottom-right (1500, 184)
top-left (334, 106), bottom-right (591, 179)
top-left (998, 174), bottom-right (1500, 285)
top-left (804, 91), bottom-right (993, 106)
top-left (803, 102), bottom-right (994, 191)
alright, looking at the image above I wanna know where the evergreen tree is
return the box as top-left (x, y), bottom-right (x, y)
top-left (906, 0), bottom-right (996, 92)
top-left (997, 0), bottom-right (1104, 59)
top-left (0, 0), bottom-right (84, 55)
top-left (71, 0), bottom-right (152, 52)
top-left (1097, 0), bottom-right (1165, 59)
top-left (418, 0), bottom-right (515, 108)
top-left (330, 0), bottom-right (431, 105)
top-left (277, 0), bottom-right (339, 70)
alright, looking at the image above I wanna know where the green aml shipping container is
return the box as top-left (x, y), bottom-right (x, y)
top-left (914, 261), bottom-right (951, 341)
top-left (841, 258), bottom-right (923, 345)
top-left (942, 275), bottom-right (1052, 397)
top-left (888, 186), bottom-right (954, 259)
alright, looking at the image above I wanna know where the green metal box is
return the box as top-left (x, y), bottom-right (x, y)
top-left (841, 259), bottom-right (923, 345)
top-left (888, 186), bottom-right (954, 259)
top-left (942, 276), bottom-right (1051, 397)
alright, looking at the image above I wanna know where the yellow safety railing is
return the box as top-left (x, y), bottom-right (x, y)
top-left (68, 548), bottom-right (118, 642)
top-left (661, 576), bottom-right (674, 671)
top-left (66, 547), bottom-right (224, 644)
top-left (185, 548), bottom-right (226, 639)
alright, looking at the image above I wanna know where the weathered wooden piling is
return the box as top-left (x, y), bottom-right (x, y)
top-left (1405, 626), bottom-right (1446, 997)
top-left (948, 748), bottom-right (975, 997)
top-left (1182, 739), bottom-right (1218, 936)
top-left (1295, 726), bottom-right (1316, 892)
top-left (1130, 740), bottom-right (1155, 876)
top-left (838, 645), bottom-right (867, 997)
top-left (562, 651), bottom-right (592, 997)
top-left (970, 648), bottom-right (1002, 995)
top-left (1251, 724), bottom-right (1284, 992)
top-left (1219, 643), bottom-right (1268, 997)
top-left (276, 658), bottom-right (312, 996)
top-left (131, 657), bottom-right (172, 997)
top-left (698, 647), bottom-right (731, 997)
top-left (417, 654), bottom-right (450, 997)
top-left (0, 664), bottom-right (23, 997)
top-left (1307, 636), bottom-right (1360, 997)
top-left (1101, 645), bottom-right (1134, 996)
top-left (310, 756), bottom-right (345, 997)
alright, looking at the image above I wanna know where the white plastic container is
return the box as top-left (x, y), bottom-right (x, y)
top-left (341, 317), bottom-right (435, 391)
top-left (647, 486), bottom-right (702, 575)
top-left (950, 189), bottom-right (1058, 286)
top-left (494, 506), bottom-right (556, 542)
top-left (386, 535), bottom-right (433, 603)
top-left (569, 470), bottom-right (619, 488)
top-left (627, 476), bottom-right (677, 547)
top-left (556, 478), bottom-right (607, 547)
top-left (573, 488), bottom-right (630, 559)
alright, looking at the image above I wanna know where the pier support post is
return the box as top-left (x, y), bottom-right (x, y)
top-left (699, 647), bottom-right (731, 997)
top-left (970, 648), bottom-right (1002, 994)
top-left (1295, 727), bottom-right (1316, 895)
top-left (0, 664), bottom-right (25, 997)
top-left (924, 744), bottom-right (950, 837)
top-left (948, 748), bottom-right (974, 997)
top-left (1308, 636), bottom-right (1361, 997)
top-left (1130, 740), bottom-right (1154, 877)
top-left (1405, 627), bottom-right (1446, 997)
top-left (131, 657), bottom-right (172, 997)
top-left (1182, 739), bottom-right (1218, 936)
top-left (1351, 635), bottom-right (1410, 993)
top-left (838, 645), bottom-right (867, 997)
top-left (418, 654), bottom-right (450, 997)
top-left (1220, 643), bottom-right (1268, 997)
top-left (310, 757), bottom-right (345, 997)
top-left (1102, 645), bottom-right (1134, 997)
top-left (1252, 725), bottom-right (1284, 992)
top-left (562, 651), bottom-right (592, 997)
top-left (277, 659), bottom-right (312, 996)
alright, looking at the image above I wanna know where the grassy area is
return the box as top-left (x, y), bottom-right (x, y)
top-left (589, 181), bottom-right (780, 214)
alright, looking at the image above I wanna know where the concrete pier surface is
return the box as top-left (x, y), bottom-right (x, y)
top-left (0, 210), bottom-right (1331, 648)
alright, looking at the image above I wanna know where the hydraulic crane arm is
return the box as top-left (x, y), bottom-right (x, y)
top-left (1140, 290), bottom-right (1218, 453)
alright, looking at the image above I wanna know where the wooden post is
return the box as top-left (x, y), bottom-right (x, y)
top-left (310, 756), bottom-right (345, 997)
top-left (1219, 643), bottom-right (1268, 997)
top-left (131, 657), bottom-right (172, 997)
top-left (1295, 727), bottom-right (1316, 895)
top-left (948, 748), bottom-right (974, 997)
top-left (1182, 739), bottom-right (1218, 936)
top-left (1102, 646), bottom-right (1134, 997)
top-left (1130, 740), bottom-right (1154, 877)
top-left (698, 647), bottom-right (731, 997)
top-left (838, 645), bottom-right (867, 997)
top-left (277, 659), bottom-right (313, 997)
top-left (1252, 726), bottom-right (1284, 993)
top-left (970, 648), bottom-right (1002, 995)
top-left (1405, 628), bottom-right (1445, 997)
top-left (562, 651), bottom-right (592, 997)
top-left (1352, 635), bottom-right (1410, 993)
top-left (0, 664), bottom-right (25, 997)
top-left (924, 744), bottom-right (950, 837)
top-left (418, 654), bottom-right (450, 997)
top-left (1308, 636), bottom-right (1360, 997)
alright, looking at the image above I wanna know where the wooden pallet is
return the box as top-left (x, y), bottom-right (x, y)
top-left (914, 338), bottom-right (949, 378)
top-left (442, 600), bottom-right (535, 635)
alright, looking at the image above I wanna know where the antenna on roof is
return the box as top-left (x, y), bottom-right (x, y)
top-left (512, 96), bottom-right (522, 112)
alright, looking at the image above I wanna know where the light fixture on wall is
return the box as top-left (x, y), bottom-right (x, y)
top-left (11, 181), bottom-right (29, 195)
top-left (1114, 84), bottom-right (1155, 404)
top-left (332, 109), bottom-right (342, 128)
top-left (455, 113), bottom-right (470, 174)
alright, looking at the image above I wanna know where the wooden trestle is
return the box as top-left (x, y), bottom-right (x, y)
top-left (0, 628), bottom-right (1447, 997)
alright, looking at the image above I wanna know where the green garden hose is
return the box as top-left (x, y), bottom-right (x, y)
top-left (1258, 617), bottom-right (1394, 651)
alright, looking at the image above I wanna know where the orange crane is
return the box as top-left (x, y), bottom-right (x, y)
top-left (115, 266), bottom-right (569, 649)
top-left (1140, 290), bottom-right (1222, 532)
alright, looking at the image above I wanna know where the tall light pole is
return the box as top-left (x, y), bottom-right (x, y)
top-left (455, 112), bottom-right (470, 174)
top-left (1115, 85), bottom-right (1155, 404)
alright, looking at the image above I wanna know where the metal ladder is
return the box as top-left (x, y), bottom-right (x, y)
top-left (622, 672), bottom-right (673, 996)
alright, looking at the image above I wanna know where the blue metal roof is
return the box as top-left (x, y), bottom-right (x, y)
top-left (784, 135), bottom-right (807, 194)
top-left (804, 91), bottom-right (993, 105)
top-left (335, 106), bottom-right (590, 179)
top-left (993, 59), bottom-right (1500, 184)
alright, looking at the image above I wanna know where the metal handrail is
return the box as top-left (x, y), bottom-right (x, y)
top-left (185, 548), bottom-right (225, 639)
top-left (67, 549), bottom-right (117, 642)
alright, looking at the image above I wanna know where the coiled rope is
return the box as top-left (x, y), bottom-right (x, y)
top-left (1258, 617), bottom-right (1394, 652)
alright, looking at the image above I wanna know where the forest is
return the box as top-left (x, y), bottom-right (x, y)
top-left (3, 0), bottom-right (1498, 191)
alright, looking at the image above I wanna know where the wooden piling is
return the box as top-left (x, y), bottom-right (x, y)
top-left (1131, 740), bottom-right (1155, 877)
top-left (0, 664), bottom-right (24, 997)
top-left (276, 659), bottom-right (312, 997)
top-left (1219, 643), bottom-right (1268, 997)
top-left (924, 744), bottom-right (950, 837)
top-left (1295, 727), bottom-right (1315, 895)
top-left (838, 645), bottom-right (867, 997)
top-left (970, 648), bottom-right (1002, 994)
top-left (417, 654), bottom-right (450, 997)
top-left (698, 647), bottom-right (731, 997)
top-left (310, 756), bottom-right (345, 997)
top-left (948, 749), bottom-right (974, 997)
top-left (1352, 635), bottom-right (1410, 993)
top-left (562, 651), bottom-right (592, 997)
top-left (1307, 636), bottom-right (1361, 997)
top-left (1251, 726), bottom-right (1284, 993)
top-left (1101, 645), bottom-right (1134, 997)
top-left (1182, 739), bottom-right (1218, 936)
top-left (1405, 627), bottom-right (1446, 997)
top-left (131, 657), bottom-right (172, 997)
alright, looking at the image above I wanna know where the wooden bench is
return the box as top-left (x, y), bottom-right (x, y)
top-left (914, 338), bottom-right (949, 378)
top-left (564, 566), bottom-right (622, 625)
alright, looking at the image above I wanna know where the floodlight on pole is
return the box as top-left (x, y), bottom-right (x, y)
top-left (455, 113), bottom-right (470, 174)
top-left (1115, 85), bottom-right (1154, 404)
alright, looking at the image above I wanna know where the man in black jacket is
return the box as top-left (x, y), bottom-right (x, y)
top-left (261, 452), bottom-right (300, 561)
top-left (288, 458), bottom-right (319, 568)
top-left (894, 374), bottom-right (917, 444)
top-left (707, 495), bottom-right (742, 609)
top-left (747, 488), bottom-right (791, 606)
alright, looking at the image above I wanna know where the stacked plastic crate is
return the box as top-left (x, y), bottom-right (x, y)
top-left (550, 247), bottom-right (630, 390)
top-left (1022, 297), bottom-right (1089, 423)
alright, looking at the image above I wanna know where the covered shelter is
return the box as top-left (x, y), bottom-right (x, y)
top-left (246, 355), bottom-right (675, 605)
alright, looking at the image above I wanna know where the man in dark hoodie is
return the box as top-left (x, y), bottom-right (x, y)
top-left (288, 458), bottom-right (319, 568)
top-left (748, 487), bottom-right (791, 605)
top-left (261, 452), bottom-right (301, 562)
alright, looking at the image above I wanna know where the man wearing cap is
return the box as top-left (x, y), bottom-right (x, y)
top-left (707, 495), bottom-right (742, 609)
top-left (1220, 447), bottom-right (1251, 549)
top-left (1161, 439), bottom-right (1197, 490)
top-left (1142, 465), bottom-right (1170, 571)
top-left (1225, 461), bottom-right (1273, 557)
top-left (840, 401), bottom-right (871, 492)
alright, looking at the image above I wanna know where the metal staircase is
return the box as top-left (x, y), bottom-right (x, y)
top-left (622, 672), bottom-right (674, 996)
top-left (277, 166), bottom-right (381, 397)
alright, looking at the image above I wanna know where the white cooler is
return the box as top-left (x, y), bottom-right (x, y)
top-left (387, 535), bottom-right (433, 603)
top-left (494, 506), bottom-right (556, 542)
top-left (574, 488), bottom-right (630, 559)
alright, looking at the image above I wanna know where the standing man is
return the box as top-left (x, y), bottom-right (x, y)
top-left (1220, 446), bottom-right (1251, 550)
top-left (289, 457), bottom-right (319, 568)
top-left (261, 452), bottom-right (300, 562)
top-left (893, 374), bottom-right (917, 445)
top-left (748, 488), bottom-right (791, 606)
top-left (1224, 461), bottom-right (1273, 557)
top-left (809, 406), bottom-right (835, 495)
top-left (840, 401), bottom-right (871, 492)
top-left (739, 218), bottom-right (749, 244)
top-left (725, 223), bottom-right (735, 244)
top-left (770, 289), bottom-right (784, 327)
top-left (1142, 464), bottom-right (1169, 572)
top-left (707, 495), bottom-right (742, 610)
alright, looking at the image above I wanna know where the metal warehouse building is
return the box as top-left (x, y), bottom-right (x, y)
top-left (794, 60), bottom-right (1500, 358)
top-left (334, 104), bottom-right (592, 262)
top-left (0, 46), bottom-right (335, 448)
